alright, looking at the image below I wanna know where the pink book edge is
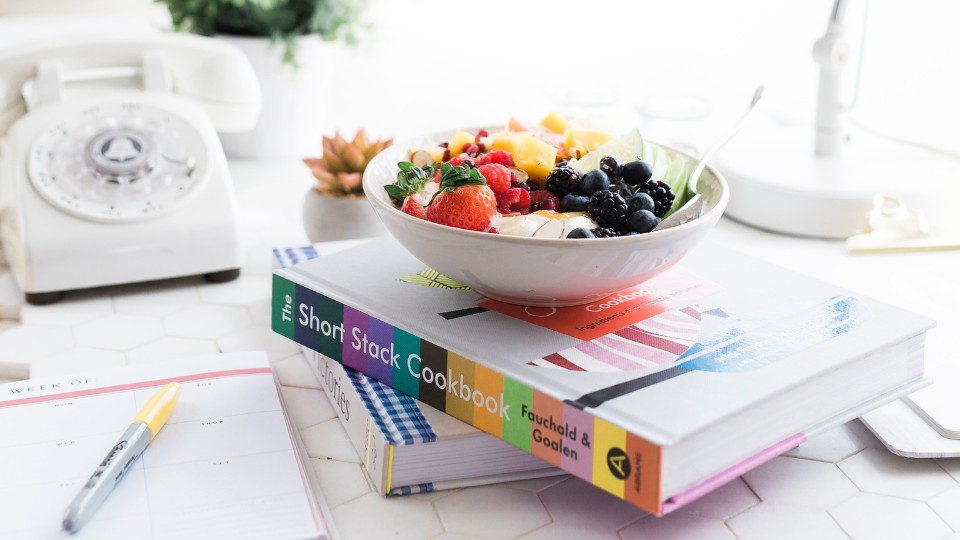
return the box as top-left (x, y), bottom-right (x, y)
top-left (660, 432), bottom-right (807, 514)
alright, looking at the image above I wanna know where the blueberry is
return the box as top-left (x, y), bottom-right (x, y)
top-left (599, 156), bottom-right (622, 181)
top-left (621, 160), bottom-right (653, 185)
top-left (627, 192), bottom-right (655, 214)
top-left (560, 193), bottom-right (590, 212)
top-left (567, 227), bottom-right (596, 239)
top-left (579, 169), bottom-right (610, 195)
top-left (627, 209), bottom-right (660, 233)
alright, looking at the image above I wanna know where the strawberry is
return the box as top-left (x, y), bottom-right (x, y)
top-left (477, 150), bottom-right (515, 168)
top-left (427, 184), bottom-right (497, 231)
top-left (385, 162), bottom-right (434, 203)
top-left (477, 163), bottom-right (511, 195)
top-left (426, 163), bottom-right (497, 231)
top-left (401, 195), bottom-right (427, 220)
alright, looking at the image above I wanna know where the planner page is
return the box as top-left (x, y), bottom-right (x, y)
top-left (0, 351), bottom-right (328, 540)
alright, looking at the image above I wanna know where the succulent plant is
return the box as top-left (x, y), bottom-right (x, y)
top-left (304, 130), bottom-right (392, 197)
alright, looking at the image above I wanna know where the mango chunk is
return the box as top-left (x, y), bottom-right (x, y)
top-left (489, 133), bottom-right (522, 158)
top-left (564, 129), bottom-right (614, 157)
top-left (516, 135), bottom-right (558, 187)
top-left (448, 131), bottom-right (476, 155)
top-left (539, 112), bottom-right (568, 134)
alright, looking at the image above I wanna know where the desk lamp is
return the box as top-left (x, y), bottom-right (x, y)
top-left (718, 0), bottom-right (960, 239)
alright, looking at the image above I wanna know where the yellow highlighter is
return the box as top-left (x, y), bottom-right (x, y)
top-left (63, 382), bottom-right (181, 534)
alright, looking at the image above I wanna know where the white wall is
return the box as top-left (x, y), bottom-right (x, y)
top-left (327, 0), bottom-right (959, 151)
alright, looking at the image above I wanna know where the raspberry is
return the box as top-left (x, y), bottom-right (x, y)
top-left (497, 187), bottom-right (531, 214)
top-left (477, 163), bottom-right (512, 195)
top-left (529, 190), bottom-right (560, 212)
top-left (588, 190), bottom-right (630, 230)
top-left (477, 150), bottom-right (516, 168)
top-left (448, 153), bottom-right (476, 168)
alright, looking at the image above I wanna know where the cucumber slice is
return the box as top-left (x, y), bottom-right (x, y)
top-left (663, 154), bottom-right (691, 217)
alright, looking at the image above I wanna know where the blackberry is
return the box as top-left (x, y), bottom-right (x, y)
top-left (621, 159), bottom-right (653, 185)
top-left (599, 156), bottom-right (622, 181)
top-left (587, 190), bottom-right (630, 230)
top-left (591, 227), bottom-right (620, 238)
top-left (636, 180), bottom-right (675, 218)
top-left (544, 166), bottom-right (581, 198)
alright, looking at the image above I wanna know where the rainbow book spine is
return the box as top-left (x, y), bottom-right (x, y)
top-left (273, 274), bottom-right (664, 513)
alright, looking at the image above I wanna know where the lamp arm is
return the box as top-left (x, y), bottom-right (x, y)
top-left (812, 0), bottom-right (870, 156)
top-left (812, 0), bottom-right (850, 156)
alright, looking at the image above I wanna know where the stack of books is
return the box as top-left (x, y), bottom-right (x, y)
top-left (272, 238), bottom-right (932, 514)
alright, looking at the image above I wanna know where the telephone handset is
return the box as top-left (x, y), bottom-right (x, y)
top-left (0, 33), bottom-right (261, 304)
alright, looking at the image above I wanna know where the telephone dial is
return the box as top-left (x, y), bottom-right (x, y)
top-left (0, 33), bottom-right (261, 304)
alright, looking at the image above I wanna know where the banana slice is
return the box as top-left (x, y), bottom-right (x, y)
top-left (493, 211), bottom-right (596, 239)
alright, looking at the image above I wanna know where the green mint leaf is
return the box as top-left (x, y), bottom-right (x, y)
top-left (386, 162), bottom-right (434, 202)
top-left (385, 184), bottom-right (407, 202)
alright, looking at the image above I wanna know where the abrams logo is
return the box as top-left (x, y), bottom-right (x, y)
top-left (606, 447), bottom-right (630, 480)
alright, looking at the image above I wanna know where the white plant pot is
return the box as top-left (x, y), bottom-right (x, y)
top-left (302, 189), bottom-right (388, 243)
top-left (216, 34), bottom-right (339, 159)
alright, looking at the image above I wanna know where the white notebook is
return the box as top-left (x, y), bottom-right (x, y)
top-left (0, 351), bottom-right (331, 540)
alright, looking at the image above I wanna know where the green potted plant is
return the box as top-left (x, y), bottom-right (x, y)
top-left (161, 0), bottom-right (364, 64)
top-left (157, 0), bottom-right (367, 158)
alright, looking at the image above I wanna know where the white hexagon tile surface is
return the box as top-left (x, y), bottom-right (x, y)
top-left (0, 162), bottom-right (958, 539)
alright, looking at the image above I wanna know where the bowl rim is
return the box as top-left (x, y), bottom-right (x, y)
top-left (362, 127), bottom-right (729, 246)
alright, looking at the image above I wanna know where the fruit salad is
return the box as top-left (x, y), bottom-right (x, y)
top-left (384, 114), bottom-right (694, 239)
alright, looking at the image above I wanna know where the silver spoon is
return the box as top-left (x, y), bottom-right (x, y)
top-left (653, 85), bottom-right (765, 230)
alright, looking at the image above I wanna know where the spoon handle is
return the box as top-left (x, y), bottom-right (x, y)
top-left (689, 85), bottom-right (765, 192)
top-left (652, 86), bottom-right (764, 232)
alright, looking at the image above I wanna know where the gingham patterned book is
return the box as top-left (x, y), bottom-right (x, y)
top-left (273, 238), bottom-right (932, 515)
top-left (311, 350), bottom-right (563, 496)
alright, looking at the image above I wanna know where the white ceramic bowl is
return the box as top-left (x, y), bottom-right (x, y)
top-left (362, 129), bottom-right (729, 307)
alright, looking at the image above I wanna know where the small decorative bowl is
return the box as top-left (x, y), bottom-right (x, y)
top-left (362, 128), bottom-right (729, 307)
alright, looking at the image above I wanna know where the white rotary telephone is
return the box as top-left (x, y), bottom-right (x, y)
top-left (0, 33), bottom-right (261, 304)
